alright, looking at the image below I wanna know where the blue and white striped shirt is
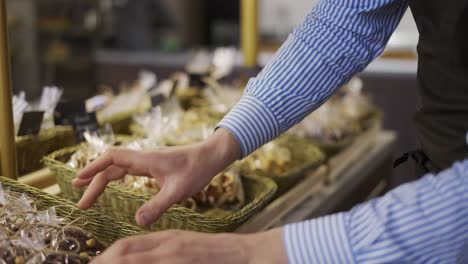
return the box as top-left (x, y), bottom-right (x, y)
top-left (219, 0), bottom-right (409, 157)
top-left (217, 0), bottom-right (468, 262)
top-left (284, 160), bottom-right (468, 263)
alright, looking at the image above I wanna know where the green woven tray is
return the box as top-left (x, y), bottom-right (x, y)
top-left (44, 146), bottom-right (277, 233)
top-left (241, 135), bottom-right (325, 195)
top-left (0, 126), bottom-right (76, 175)
top-left (0, 176), bottom-right (148, 246)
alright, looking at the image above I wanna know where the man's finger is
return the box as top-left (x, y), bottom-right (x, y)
top-left (72, 177), bottom-right (94, 188)
top-left (77, 148), bottom-right (150, 180)
top-left (94, 231), bottom-right (179, 261)
top-left (76, 166), bottom-right (126, 210)
top-left (135, 187), bottom-right (178, 226)
top-left (76, 152), bottom-right (114, 180)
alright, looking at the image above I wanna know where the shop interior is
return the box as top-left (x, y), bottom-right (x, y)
top-left (1, 0), bottom-right (450, 263)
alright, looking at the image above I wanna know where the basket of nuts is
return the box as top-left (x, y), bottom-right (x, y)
top-left (0, 176), bottom-right (148, 263)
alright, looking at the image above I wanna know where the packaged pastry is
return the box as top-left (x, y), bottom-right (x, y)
top-left (133, 99), bottom-right (218, 145)
top-left (67, 125), bottom-right (116, 170)
top-left (241, 141), bottom-right (293, 176)
top-left (291, 77), bottom-right (375, 144)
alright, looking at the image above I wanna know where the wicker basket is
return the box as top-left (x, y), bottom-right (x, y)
top-left (307, 110), bottom-right (383, 156)
top-left (240, 135), bottom-right (326, 195)
top-left (307, 134), bottom-right (357, 156)
top-left (0, 176), bottom-right (147, 246)
top-left (44, 146), bottom-right (277, 233)
top-left (0, 126), bottom-right (76, 175)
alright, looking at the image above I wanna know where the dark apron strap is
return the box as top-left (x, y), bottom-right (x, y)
top-left (393, 150), bottom-right (439, 176)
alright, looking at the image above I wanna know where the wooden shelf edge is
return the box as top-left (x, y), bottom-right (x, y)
top-left (18, 168), bottom-right (56, 189)
top-left (42, 183), bottom-right (61, 196)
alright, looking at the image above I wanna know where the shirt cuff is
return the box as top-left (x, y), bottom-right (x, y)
top-left (216, 95), bottom-right (280, 158)
top-left (283, 213), bottom-right (356, 264)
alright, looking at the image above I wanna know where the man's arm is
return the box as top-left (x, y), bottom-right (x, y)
top-left (284, 159), bottom-right (468, 263)
top-left (219, 0), bottom-right (409, 157)
top-left (91, 160), bottom-right (468, 264)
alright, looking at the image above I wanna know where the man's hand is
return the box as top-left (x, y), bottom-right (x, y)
top-left (90, 228), bottom-right (287, 264)
top-left (72, 128), bottom-right (241, 226)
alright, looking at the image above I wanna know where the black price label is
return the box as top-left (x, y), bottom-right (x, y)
top-left (71, 112), bottom-right (100, 142)
top-left (151, 94), bottom-right (166, 107)
top-left (188, 73), bottom-right (206, 88)
top-left (17, 111), bottom-right (45, 137)
top-left (54, 100), bottom-right (86, 126)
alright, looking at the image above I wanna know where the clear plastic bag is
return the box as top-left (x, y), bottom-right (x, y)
top-left (38, 86), bottom-right (63, 130)
top-left (291, 77), bottom-right (373, 143)
top-left (67, 124), bottom-right (115, 170)
top-left (12, 92), bottom-right (29, 134)
top-left (242, 140), bottom-right (293, 176)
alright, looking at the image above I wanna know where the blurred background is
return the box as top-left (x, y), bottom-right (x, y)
top-left (6, 0), bottom-right (420, 185)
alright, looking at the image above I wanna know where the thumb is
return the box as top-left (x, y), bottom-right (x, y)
top-left (135, 186), bottom-right (178, 227)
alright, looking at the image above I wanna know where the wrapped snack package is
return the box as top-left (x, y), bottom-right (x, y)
top-left (133, 99), bottom-right (217, 145)
top-left (133, 98), bottom-right (184, 145)
top-left (12, 87), bottom-right (64, 133)
top-left (242, 141), bottom-right (293, 176)
top-left (210, 47), bottom-right (236, 81)
top-left (12, 92), bottom-right (29, 134)
top-left (37, 86), bottom-right (63, 130)
top-left (291, 77), bottom-right (375, 144)
top-left (201, 77), bottom-right (242, 114)
top-left (96, 87), bottom-right (148, 122)
top-left (340, 78), bottom-right (375, 122)
top-left (0, 184), bottom-right (105, 263)
top-left (67, 125), bottom-right (116, 170)
top-left (293, 101), bottom-right (360, 144)
top-left (172, 50), bottom-right (243, 112)
top-left (94, 71), bottom-right (156, 122)
top-left (198, 165), bottom-right (245, 210)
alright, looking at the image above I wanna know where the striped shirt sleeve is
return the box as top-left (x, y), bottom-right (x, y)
top-left (284, 158), bottom-right (468, 263)
top-left (218, 0), bottom-right (409, 157)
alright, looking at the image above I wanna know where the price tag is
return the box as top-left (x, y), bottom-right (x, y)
top-left (151, 94), bottom-right (166, 107)
top-left (188, 72), bottom-right (206, 88)
top-left (71, 112), bottom-right (100, 142)
top-left (54, 100), bottom-right (86, 126)
top-left (17, 111), bottom-right (45, 136)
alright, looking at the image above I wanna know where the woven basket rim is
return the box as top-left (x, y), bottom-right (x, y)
top-left (0, 176), bottom-right (148, 245)
top-left (43, 143), bottom-right (278, 223)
